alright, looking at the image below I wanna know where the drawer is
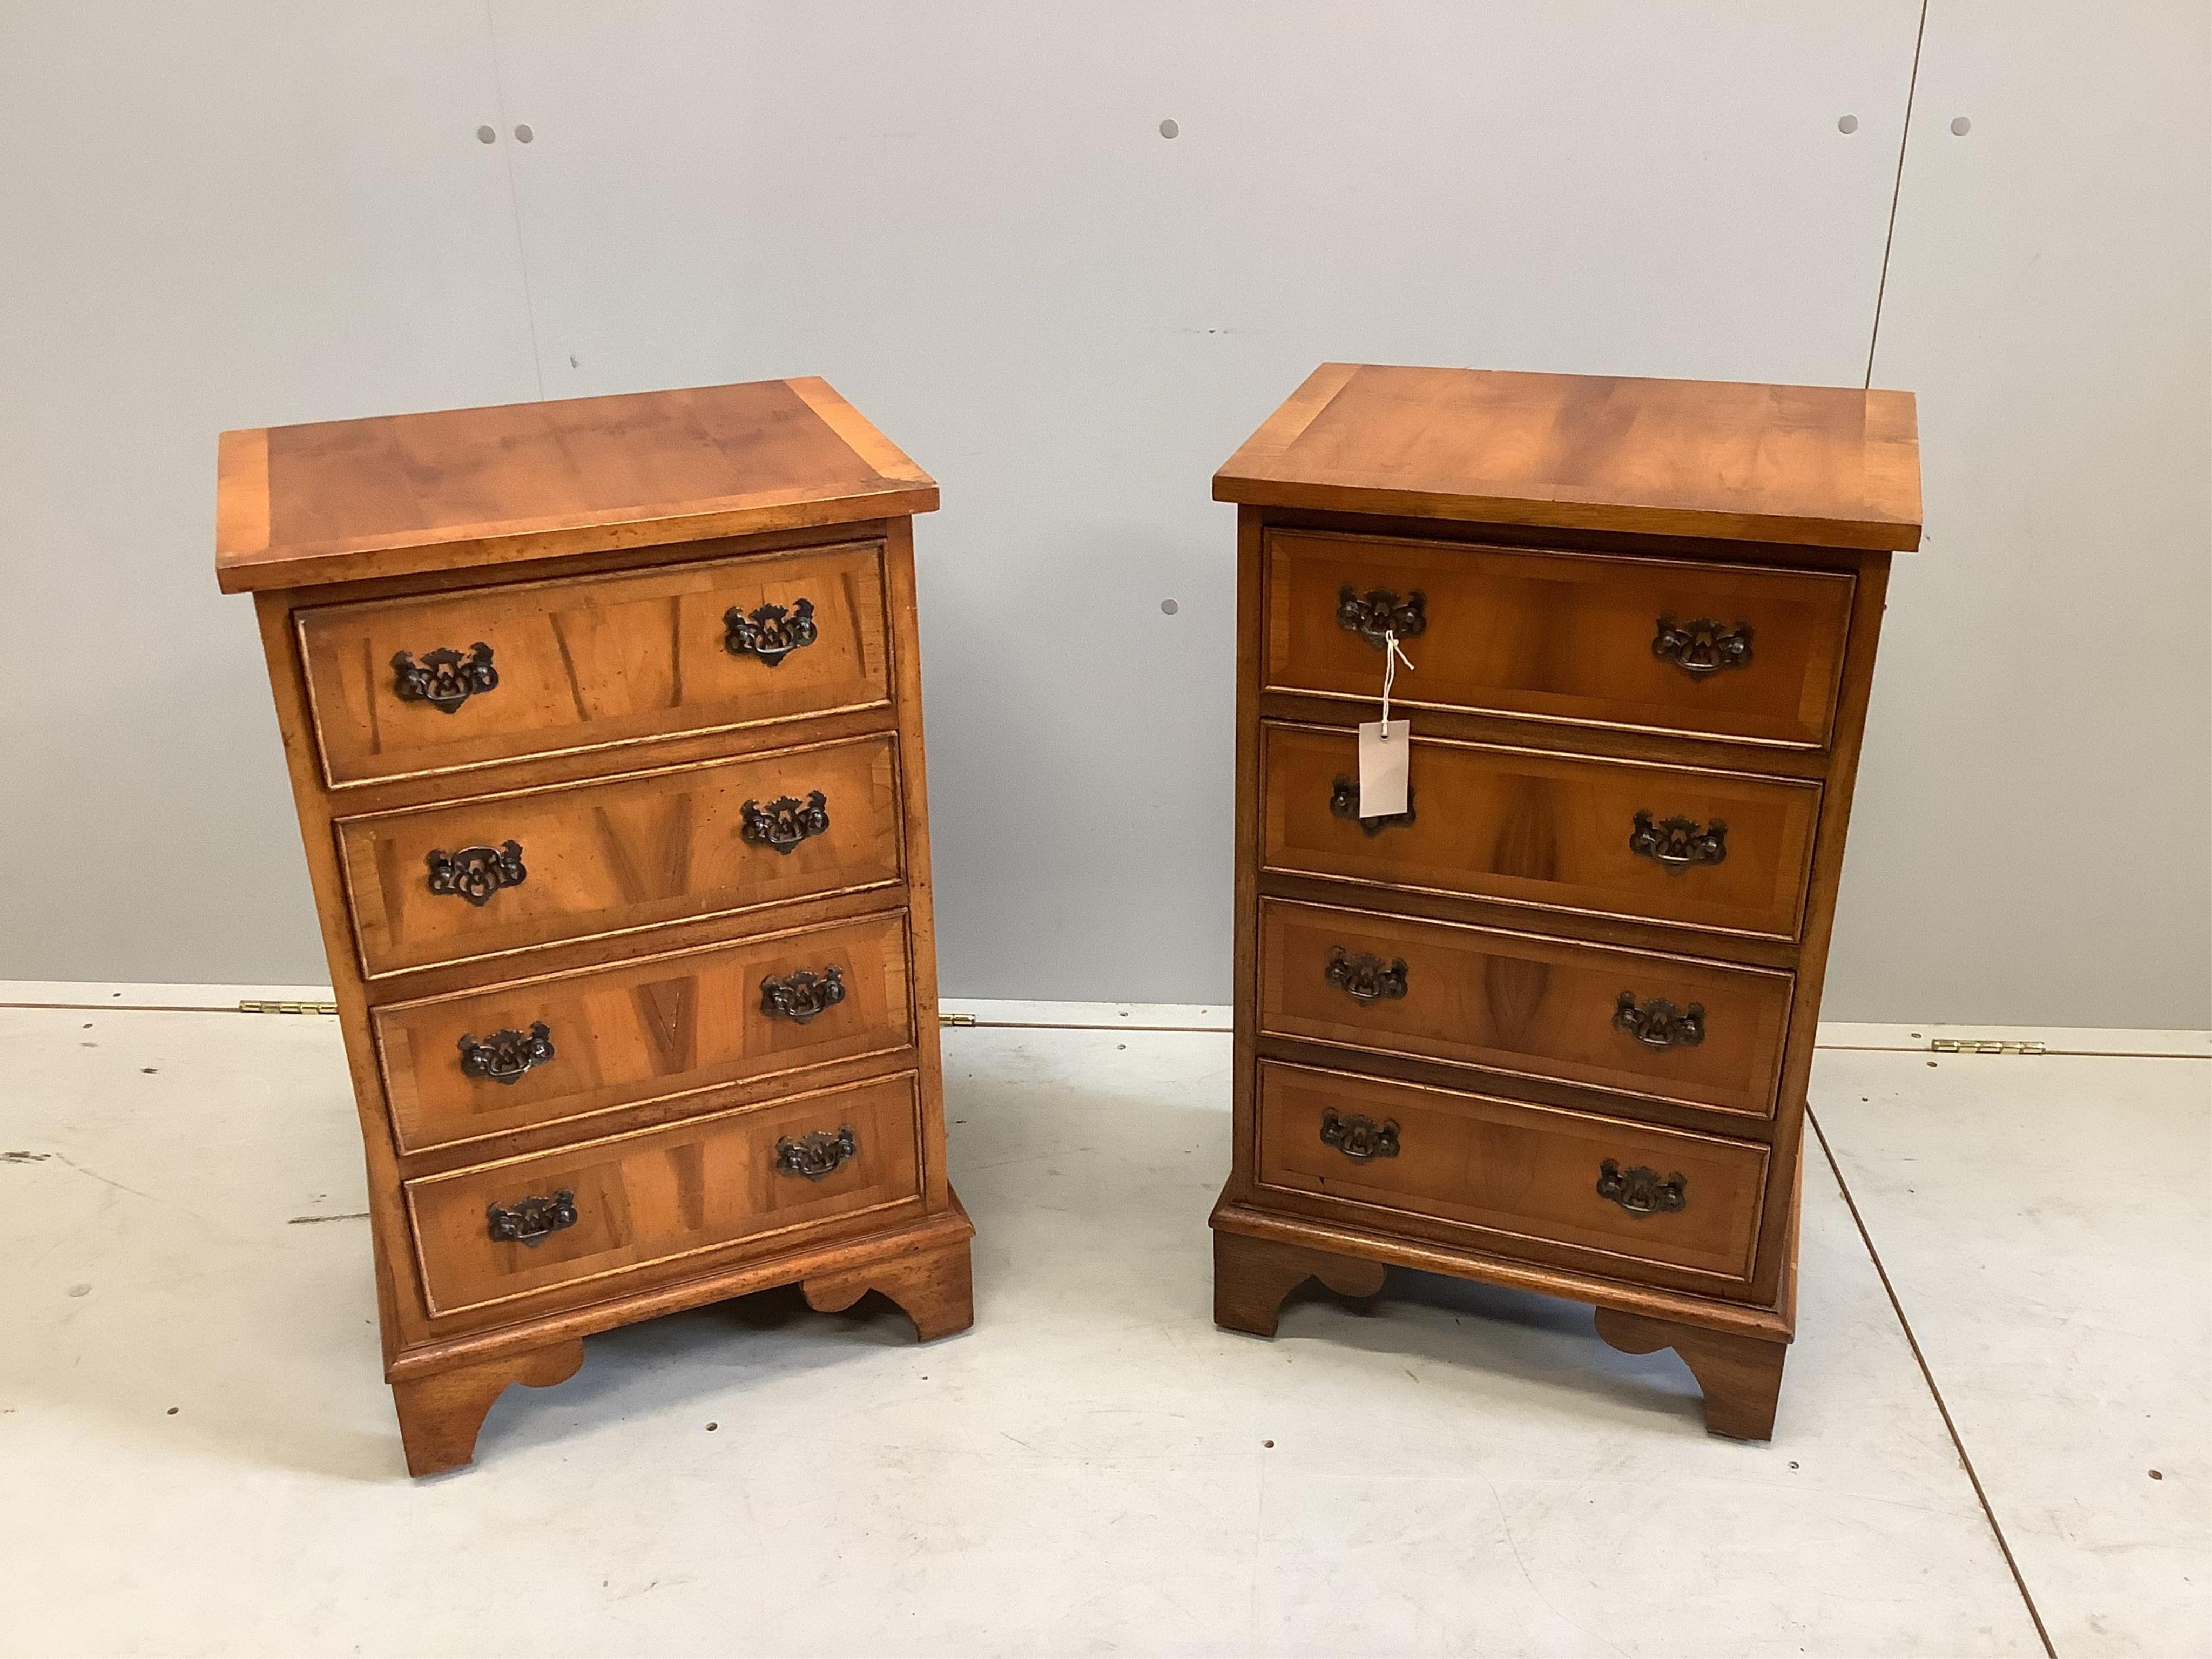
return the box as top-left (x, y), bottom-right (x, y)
top-left (298, 542), bottom-right (892, 786)
top-left (1265, 530), bottom-right (1854, 748)
top-left (406, 1072), bottom-right (924, 1318)
top-left (336, 734), bottom-right (903, 979)
top-left (1256, 1061), bottom-right (1768, 1284)
top-left (373, 911), bottom-right (915, 1153)
top-left (1260, 722), bottom-right (1820, 941)
top-left (1257, 899), bottom-right (1793, 1119)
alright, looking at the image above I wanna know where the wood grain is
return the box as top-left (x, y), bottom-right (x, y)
top-left (878, 518), bottom-right (954, 1216)
top-left (1216, 364), bottom-right (1922, 550)
top-left (1743, 549), bottom-right (1895, 1310)
top-left (1257, 898), bottom-right (1792, 1120)
top-left (374, 909), bottom-right (914, 1154)
top-left (336, 734), bottom-right (905, 979)
top-left (1211, 1226), bottom-right (1386, 1339)
top-left (800, 1230), bottom-right (975, 1343)
top-left (390, 1338), bottom-right (584, 1478)
top-left (299, 539), bottom-right (891, 785)
top-left (1210, 1197), bottom-right (1792, 1342)
top-left (406, 1073), bottom-right (925, 1318)
top-left (1255, 1062), bottom-right (1768, 1283)
top-left (216, 378), bottom-right (939, 593)
top-left (390, 1192), bottom-right (976, 1383)
top-left (1595, 1306), bottom-right (1789, 1440)
top-left (1259, 721), bottom-right (1821, 941)
top-left (1226, 508), bottom-right (1269, 1215)
top-left (228, 382), bottom-right (966, 1474)
top-left (1209, 364), bottom-right (1911, 1433)
top-left (1265, 528), bottom-right (1854, 748)
top-left (785, 378), bottom-right (935, 487)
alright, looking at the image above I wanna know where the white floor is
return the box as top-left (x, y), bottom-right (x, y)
top-left (0, 997), bottom-right (2203, 1657)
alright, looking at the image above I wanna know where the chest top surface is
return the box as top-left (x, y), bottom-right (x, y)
top-left (1215, 363), bottom-right (1921, 552)
top-left (216, 377), bottom-right (936, 594)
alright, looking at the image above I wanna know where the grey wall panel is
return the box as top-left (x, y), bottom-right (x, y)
top-left (0, 4), bottom-right (542, 982)
top-left (6, 3), bottom-right (2200, 1030)
top-left (1836, 0), bottom-right (2212, 1027)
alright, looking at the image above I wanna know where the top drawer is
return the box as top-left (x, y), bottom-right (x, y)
top-left (297, 542), bottom-right (892, 786)
top-left (1264, 530), bottom-right (1854, 748)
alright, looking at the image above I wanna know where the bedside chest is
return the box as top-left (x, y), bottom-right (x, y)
top-left (1209, 364), bottom-right (1920, 1439)
top-left (217, 379), bottom-right (974, 1474)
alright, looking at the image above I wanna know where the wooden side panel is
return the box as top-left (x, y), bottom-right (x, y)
top-left (1228, 507), bottom-right (1269, 1206)
top-left (299, 541), bottom-right (891, 785)
top-left (1255, 1062), bottom-right (1768, 1283)
top-left (406, 1074), bottom-right (923, 1318)
top-left (1264, 530), bottom-right (1853, 747)
top-left (878, 520), bottom-right (953, 1215)
top-left (1745, 550), bottom-right (1895, 1309)
top-left (335, 735), bottom-right (904, 978)
top-left (1257, 899), bottom-right (1792, 1120)
top-left (1260, 723), bottom-right (1820, 941)
top-left (251, 589), bottom-right (430, 1368)
top-left (375, 911), bottom-right (914, 1153)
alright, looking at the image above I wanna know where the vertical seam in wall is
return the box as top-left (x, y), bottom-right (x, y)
top-left (1865, 0), bottom-right (1931, 387)
top-left (1809, 1107), bottom-right (2060, 1659)
top-left (483, 1), bottom-right (548, 401)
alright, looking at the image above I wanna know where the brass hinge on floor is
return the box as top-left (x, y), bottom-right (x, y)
top-left (1929, 1037), bottom-right (2046, 1056)
top-left (238, 1000), bottom-right (339, 1016)
top-left (939, 1011), bottom-right (977, 1028)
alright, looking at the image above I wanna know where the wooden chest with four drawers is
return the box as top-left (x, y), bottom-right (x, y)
top-left (1209, 363), bottom-right (1920, 1438)
top-left (218, 379), bottom-right (974, 1474)
top-left (220, 363), bottom-right (1918, 1461)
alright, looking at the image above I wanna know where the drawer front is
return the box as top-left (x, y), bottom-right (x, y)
top-left (1266, 530), bottom-right (1854, 748)
top-left (299, 542), bottom-right (892, 786)
top-left (1260, 722), bottom-right (1819, 941)
top-left (373, 911), bottom-right (915, 1153)
top-left (1256, 1062), bottom-right (1768, 1283)
top-left (1258, 900), bottom-right (1793, 1119)
top-left (407, 1073), bottom-right (923, 1318)
top-left (337, 735), bottom-right (903, 978)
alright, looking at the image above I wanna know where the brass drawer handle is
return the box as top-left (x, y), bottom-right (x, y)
top-left (392, 642), bottom-right (498, 712)
top-left (1653, 616), bottom-right (1752, 677)
top-left (487, 1189), bottom-right (576, 1246)
top-left (1330, 775), bottom-right (1415, 835)
top-left (1325, 947), bottom-right (1408, 1004)
top-left (776, 1125), bottom-right (857, 1181)
top-left (724, 598), bottom-right (820, 666)
top-left (1319, 1107), bottom-right (1400, 1161)
top-left (1613, 994), bottom-right (1705, 1048)
top-left (426, 840), bottom-right (527, 906)
top-left (458, 1021), bottom-right (556, 1084)
top-left (1597, 1159), bottom-right (1686, 1217)
top-left (1629, 810), bottom-right (1726, 869)
top-left (1337, 585), bottom-right (1427, 648)
top-left (740, 791), bottom-right (830, 854)
top-left (761, 966), bottom-right (846, 1025)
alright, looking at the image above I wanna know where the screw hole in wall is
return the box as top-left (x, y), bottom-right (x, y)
top-left (1837, 114), bottom-right (1858, 133)
top-left (1158, 118), bottom-right (1179, 139)
top-left (1160, 598), bottom-right (1179, 615)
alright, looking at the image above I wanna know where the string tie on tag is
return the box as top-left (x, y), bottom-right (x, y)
top-left (1379, 631), bottom-right (1415, 733)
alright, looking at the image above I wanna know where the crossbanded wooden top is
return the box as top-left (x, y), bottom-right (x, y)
top-left (1215, 363), bottom-right (1921, 551)
top-left (216, 377), bottom-right (936, 593)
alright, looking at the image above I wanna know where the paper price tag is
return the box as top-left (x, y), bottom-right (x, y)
top-left (1357, 719), bottom-right (1410, 818)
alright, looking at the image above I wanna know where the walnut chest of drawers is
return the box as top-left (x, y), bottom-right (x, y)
top-left (1209, 363), bottom-right (1920, 1438)
top-left (217, 378), bottom-right (973, 1474)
